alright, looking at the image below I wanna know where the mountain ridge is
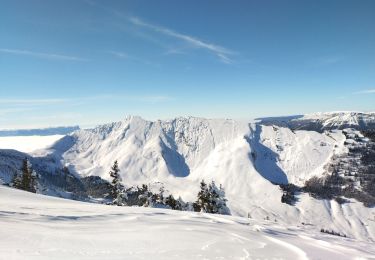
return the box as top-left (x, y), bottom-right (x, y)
top-left (1, 114), bottom-right (375, 241)
top-left (257, 111), bottom-right (375, 132)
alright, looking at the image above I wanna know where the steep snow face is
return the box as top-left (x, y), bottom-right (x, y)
top-left (40, 116), bottom-right (250, 183)
top-left (257, 111), bottom-right (375, 131)
top-left (1, 186), bottom-right (374, 260)
top-left (11, 116), bottom-right (375, 241)
top-left (254, 125), bottom-right (346, 185)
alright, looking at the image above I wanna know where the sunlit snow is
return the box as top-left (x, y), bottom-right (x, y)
top-left (0, 186), bottom-right (373, 260)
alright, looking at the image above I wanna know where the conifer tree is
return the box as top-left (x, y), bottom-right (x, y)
top-left (138, 184), bottom-right (152, 207)
top-left (30, 169), bottom-right (37, 193)
top-left (156, 187), bottom-right (165, 205)
top-left (176, 196), bottom-right (184, 211)
top-left (195, 180), bottom-right (230, 214)
top-left (208, 181), bottom-right (230, 215)
top-left (12, 158), bottom-right (37, 193)
top-left (165, 194), bottom-right (177, 209)
top-left (12, 172), bottom-right (22, 190)
top-left (21, 158), bottom-right (31, 191)
top-left (109, 160), bottom-right (126, 206)
top-left (196, 180), bottom-right (209, 212)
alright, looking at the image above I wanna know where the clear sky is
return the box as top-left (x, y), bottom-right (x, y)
top-left (1, 0), bottom-right (374, 129)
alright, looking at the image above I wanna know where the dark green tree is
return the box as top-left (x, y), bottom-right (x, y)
top-left (165, 194), bottom-right (177, 209)
top-left (109, 160), bottom-right (126, 206)
top-left (208, 182), bottom-right (230, 214)
top-left (195, 180), bottom-right (230, 214)
top-left (196, 180), bottom-right (209, 212)
top-left (12, 158), bottom-right (37, 193)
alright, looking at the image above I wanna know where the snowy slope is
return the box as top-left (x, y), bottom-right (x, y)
top-left (26, 116), bottom-right (375, 241)
top-left (254, 125), bottom-right (346, 185)
top-left (0, 149), bottom-right (31, 184)
top-left (1, 185), bottom-right (374, 260)
top-left (257, 111), bottom-right (375, 131)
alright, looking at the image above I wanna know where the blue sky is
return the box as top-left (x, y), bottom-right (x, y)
top-left (1, 0), bottom-right (374, 129)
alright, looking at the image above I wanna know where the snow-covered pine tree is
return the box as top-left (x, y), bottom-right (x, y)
top-left (165, 194), bottom-right (177, 209)
top-left (155, 186), bottom-right (165, 205)
top-left (163, 194), bottom-right (186, 210)
top-left (208, 181), bottom-right (230, 215)
top-left (11, 172), bottom-right (22, 190)
top-left (12, 158), bottom-right (37, 193)
top-left (176, 196), bottom-right (188, 211)
top-left (196, 180), bottom-right (210, 212)
top-left (109, 160), bottom-right (127, 206)
top-left (195, 180), bottom-right (230, 214)
top-left (138, 184), bottom-right (152, 207)
top-left (29, 169), bottom-right (37, 193)
top-left (21, 158), bottom-right (31, 191)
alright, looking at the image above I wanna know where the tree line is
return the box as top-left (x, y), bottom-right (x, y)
top-left (9, 158), bottom-right (230, 215)
top-left (108, 160), bottom-right (230, 215)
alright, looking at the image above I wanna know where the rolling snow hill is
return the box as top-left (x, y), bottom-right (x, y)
top-left (257, 111), bottom-right (375, 132)
top-left (0, 185), bottom-right (374, 260)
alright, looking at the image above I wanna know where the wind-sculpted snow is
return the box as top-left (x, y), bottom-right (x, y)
top-left (1, 116), bottom-right (375, 242)
top-left (0, 186), bottom-right (374, 259)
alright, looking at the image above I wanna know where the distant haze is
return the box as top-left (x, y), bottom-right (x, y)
top-left (0, 126), bottom-right (79, 137)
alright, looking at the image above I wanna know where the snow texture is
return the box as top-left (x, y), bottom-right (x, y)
top-left (0, 185), bottom-right (374, 260)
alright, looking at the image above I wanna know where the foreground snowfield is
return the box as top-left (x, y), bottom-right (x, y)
top-left (0, 186), bottom-right (374, 260)
top-left (0, 135), bottom-right (64, 153)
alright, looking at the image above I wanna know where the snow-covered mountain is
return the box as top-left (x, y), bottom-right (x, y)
top-left (13, 116), bottom-right (370, 241)
top-left (1, 185), bottom-right (373, 259)
top-left (1, 115), bottom-right (375, 241)
top-left (257, 111), bottom-right (375, 132)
